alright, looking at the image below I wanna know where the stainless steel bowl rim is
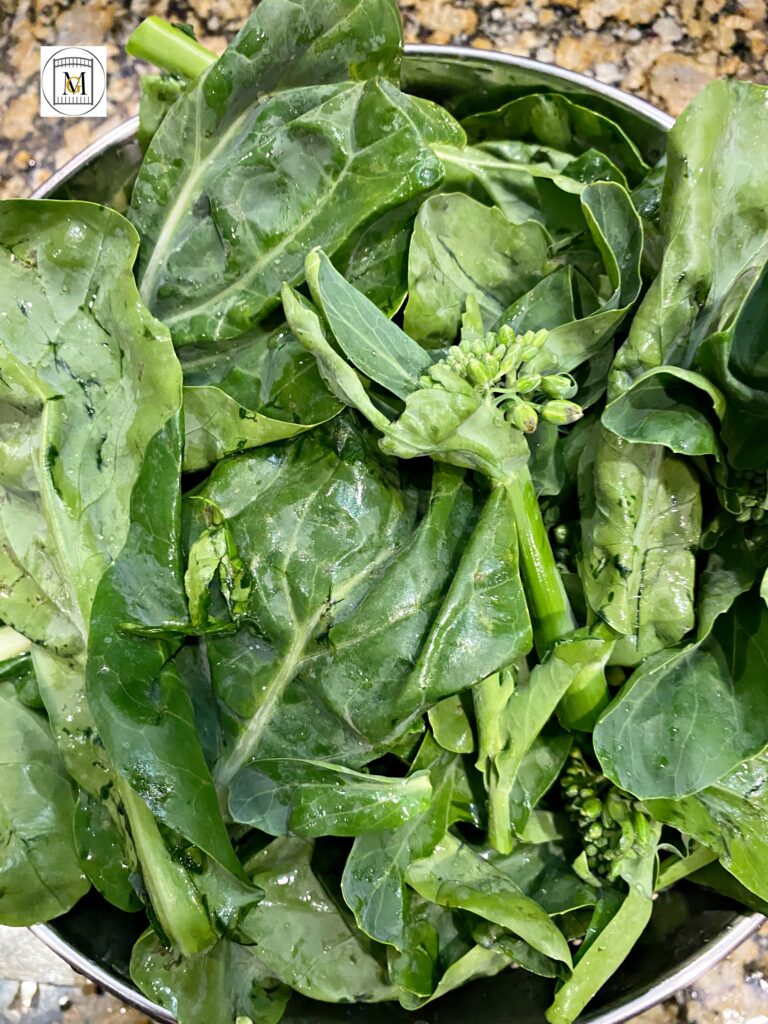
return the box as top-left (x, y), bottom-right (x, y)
top-left (28, 41), bottom-right (760, 1024)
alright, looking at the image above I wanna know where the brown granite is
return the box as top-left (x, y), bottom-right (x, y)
top-left (1, 1), bottom-right (768, 1021)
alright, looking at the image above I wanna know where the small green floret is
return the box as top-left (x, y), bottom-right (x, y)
top-left (418, 295), bottom-right (583, 434)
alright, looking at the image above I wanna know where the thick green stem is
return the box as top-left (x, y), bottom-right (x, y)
top-left (126, 17), bottom-right (217, 80)
top-left (119, 779), bottom-right (217, 956)
top-left (505, 467), bottom-right (610, 730)
top-left (505, 467), bottom-right (577, 653)
top-left (556, 663), bottom-right (611, 732)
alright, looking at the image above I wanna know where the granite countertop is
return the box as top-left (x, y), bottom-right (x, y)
top-left (1, 1), bottom-right (768, 1023)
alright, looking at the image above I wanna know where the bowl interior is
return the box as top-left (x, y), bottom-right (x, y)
top-left (35, 44), bottom-right (756, 1024)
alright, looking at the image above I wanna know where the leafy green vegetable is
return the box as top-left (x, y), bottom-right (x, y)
top-left (7, 7), bottom-right (768, 1022)
top-left (341, 733), bottom-right (475, 949)
top-left (406, 835), bottom-right (573, 966)
top-left (595, 592), bottom-right (768, 799)
top-left (229, 758), bottom-right (432, 837)
top-left (243, 837), bottom-right (396, 1002)
top-left (403, 193), bottom-right (552, 345)
top-left (462, 93), bottom-right (648, 183)
top-left (0, 683), bottom-right (88, 925)
top-left (131, 928), bottom-right (290, 1024)
top-left (129, 0), bottom-right (454, 345)
top-left (578, 430), bottom-right (701, 665)
top-left (648, 752), bottom-right (768, 903)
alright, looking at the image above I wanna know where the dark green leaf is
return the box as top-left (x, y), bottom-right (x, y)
top-left (406, 835), bottom-right (573, 966)
top-left (648, 752), bottom-right (768, 904)
top-left (229, 758), bottom-right (432, 836)
top-left (306, 249), bottom-right (432, 398)
top-left (341, 733), bottom-right (475, 949)
top-left (243, 837), bottom-right (395, 1002)
top-left (403, 193), bottom-right (552, 345)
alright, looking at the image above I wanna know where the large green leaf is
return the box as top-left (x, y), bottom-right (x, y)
top-left (610, 80), bottom-right (768, 395)
top-left (85, 422), bottom-right (240, 875)
top-left (0, 682), bottom-right (88, 925)
top-left (595, 592), bottom-right (768, 800)
top-left (229, 758), bottom-right (432, 836)
top-left (242, 837), bottom-right (395, 1002)
top-left (129, 0), bottom-right (453, 345)
top-left (648, 752), bottom-right (768, 904)
top-left (0, 199), bottom-right (239, 890)
top-left (578, 429), bottom-right (701, 666)
top-left (131, 929), bottom-right (290, 1024)
top-left (190, 423), bottom-right (530, 790)
top-left (403, 192), bottom-right (551, 346)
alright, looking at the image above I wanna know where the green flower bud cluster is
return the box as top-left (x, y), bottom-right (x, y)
top-left (561, 749), bottom-right (651, 882)
top-left (418, 295), bottom-right (583, 434)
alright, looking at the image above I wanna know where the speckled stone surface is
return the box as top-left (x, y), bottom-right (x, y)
top-left (1, 0), bottom-right (768, 198)
top-left (1, 1), bottom-right (768, 1022)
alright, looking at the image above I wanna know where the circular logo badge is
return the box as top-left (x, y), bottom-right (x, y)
top-left (41, 47), bottom-right (106, 116)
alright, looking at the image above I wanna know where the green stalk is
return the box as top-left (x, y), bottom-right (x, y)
top-left (656, 845), bottom-right (718, 891)
top-left (504, 467), bottom-right (610, 730)
top-left (126, 16), bottom-right (217, 80)
top-left (505, 466), bottom-right (577, 653)
top-left (119, 780), bottom-right (217, 956)
top-left (556, 662), bottom-right (611, 732)
top-left (474, 672), bottom-right (516, 854)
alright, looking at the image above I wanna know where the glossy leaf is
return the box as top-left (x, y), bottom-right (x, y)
top-left (229, 758), bottom-right (432, 836)
top-left (596, 593), bottom-right (768, 800)
top-left (403, 192), bottom-right (552, 345)
top-left (130, 0), bottom-right (448, 345)
top-left (131, 929), bottom-right (290, 1024)
top-left (578, 429), bottom-right (701, 666)
top-left (406, 835), bottom-right (573, 965)
top-left (73, 790), bottom-right (142, 912)
top-left (306, 249), bottom-right (432, 397)
top-left (602, 366), bottom-right (725, 457)
top-left (243, 837), bottom-right (395, 1002)
top-left (648, 752), bottom-right (768, 904)
top-left (193, 428), bottom-right (529, 787)
top-left (462, 93), bottom-right (648, 183)
top-left (341, 733), bottom-right (475, 949)
top-left (611, 80), bottom-right (768, 395)
top-left (0, 683), bottom-right (89, 925)
top-left (545, 820), bottom-right (660, 1024)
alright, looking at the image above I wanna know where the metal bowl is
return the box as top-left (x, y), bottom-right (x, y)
top-left (29, 43), bottom-right (761, 1024)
